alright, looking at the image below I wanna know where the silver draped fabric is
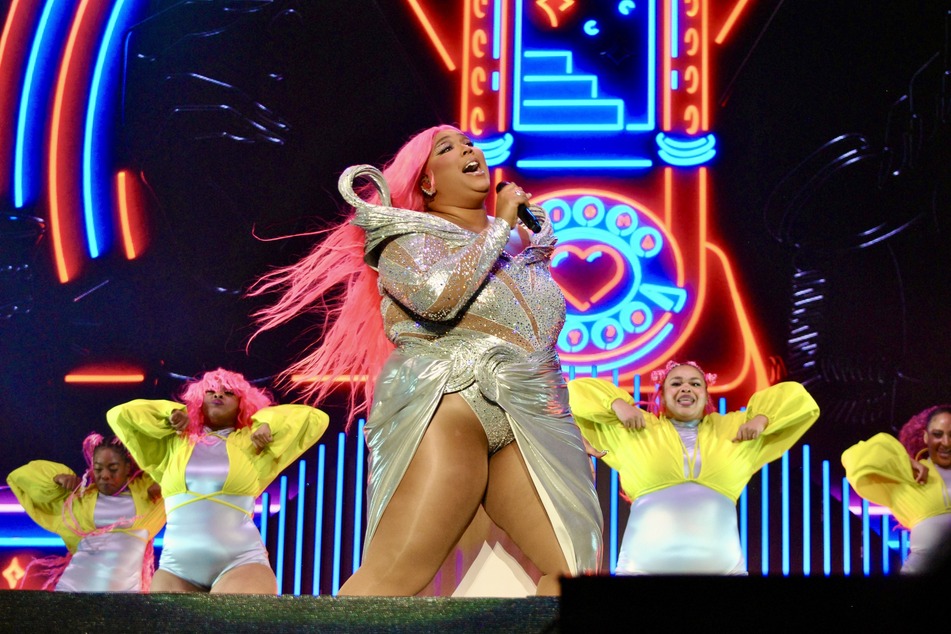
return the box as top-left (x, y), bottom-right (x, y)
top-left (339, 166), bottom-right (603, 575)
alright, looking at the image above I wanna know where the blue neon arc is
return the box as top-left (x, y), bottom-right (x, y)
top-left (14, 0), bottom-right (64, 208)
top-left (83, 0), bottom-right (134, 258)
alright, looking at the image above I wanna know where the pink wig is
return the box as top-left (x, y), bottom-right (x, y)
top-left (898, 404), bottom-right (951, 459)
top-left (648, 359), bottom-right (718, 417)
top-left (177, 368), bottom-right (273, 438)
top-left (248, 125), bottom-right (457, 426)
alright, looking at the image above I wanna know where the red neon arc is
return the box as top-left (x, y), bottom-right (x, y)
top-left (48, 0), bottom-right (113, 283)
top-left (0, 0), bottom-right (31, 201)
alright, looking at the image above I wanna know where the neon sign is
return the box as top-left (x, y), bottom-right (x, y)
top-left (409, 0), bottom-right (769, 394)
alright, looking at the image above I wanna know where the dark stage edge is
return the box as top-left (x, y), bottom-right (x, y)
top-left (0, 593), bottom-right (560, 633)
top-left (561, 575), bottom-right (944, 631)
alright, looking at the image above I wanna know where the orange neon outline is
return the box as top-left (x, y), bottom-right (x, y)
top-left (663, 167), bottom-right (673, 228)
top-left (49, 0), bottom-right (92, 284)
top-left (0, 0), bottom-right (25, 197)
top-left (622, 167), bottom-right (709, 374)
top-left (497, 0), bottom-right (509, 131)
top-left (704, 241), bottom-right (769, 391)
top-left (662, 0), bottom-right (671, 131)
top-left (701, 0), bottom-right (709, 131)
top-left (116, 170), bottom-right (134, 258)
top-left (116, 169), bottom-right (141, 259)
top-left (460, 0), bottom-right (471, 128)
top-left (405, 0), bottom-right (456, 71)
top-left (714, 0), bottom-right (751, 45)
top-left (65, 373), bottom-right (146, 384)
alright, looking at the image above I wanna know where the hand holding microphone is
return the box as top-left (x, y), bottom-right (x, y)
top-left (495, 181), bottom-right (542, 233)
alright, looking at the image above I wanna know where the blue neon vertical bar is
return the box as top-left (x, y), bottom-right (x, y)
top-left (331, 432), bottom-right (345, 595)
top-left (83, 0), bottom-right (129, 257)
top-left (822, 461), bottom-right (830, 575)
top-left (492, 0), bottom-right (501, 59)
top-left (632, 373), bottom-right (640, 401)
top-left (276, 475), bottom-right (288, 594)
top-left (760, 464), bottom-right (769, 575)
top-left (842, 478), bottom-right (851, 576)
top-left (260, 491), bottom-right (270, 543)
top-left (861, 499), bottom-right (870, 575)
top-left (781, 451), bottom-right (789, 575)
top-left (881, 514), bottom-right (890, 575)
top-left (718, 397), bottom-right (726, 415)
top-left (14, 0), bottom-right (60, 208)
top-left (568, 365), bottom-right (576, 380)
top-left (802, 445), bottom-right (811, 576)
top-left (352, 419), bottom-right (365, 573)
top-left (671, 0), bottom-right (680, 58)
top-left (739, 486), bottom-right (748, 565)
top-left (311, 444), bottom-right (326, 595)
top-left (609, 468), bottom-right (619, 573)
top-left (293, 459), bottom-right (306, 595)
top-left (901, 529), bottom-right (909, 566)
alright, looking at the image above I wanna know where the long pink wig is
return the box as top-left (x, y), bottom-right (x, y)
top-left (648, 359), bottom-right (718, 417)
top-left (248, 125), bottom-right (458, 426)
top-left (178, 368), bottom-right (273, 438)
top-left (898, 404), bottom-right (951, 459)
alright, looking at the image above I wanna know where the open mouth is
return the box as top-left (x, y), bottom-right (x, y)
top-left (462, 160), bottom-right (483, 174)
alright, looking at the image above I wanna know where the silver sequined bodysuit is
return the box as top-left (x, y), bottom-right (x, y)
top-left (377, 221), bottom-right (566, 453)
top-left (343, 165), bottom-right (603, 575)
top-left (55, 493), bottom-right (147, 592)
top-left (616, 420), bottom-right (747, 575)
top-left (158, 430), bottom-right (270, 589)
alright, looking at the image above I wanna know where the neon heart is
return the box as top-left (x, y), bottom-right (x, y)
top-left (551, 244), bottom-right (627, 312)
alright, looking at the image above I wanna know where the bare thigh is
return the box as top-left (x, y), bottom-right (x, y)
top-left (483, 442), bottom-right (571, 595)
top-left (338, 393), bottom-right (490, 596)
top-left (149, 569), bottom-right (205, 593)
top-left (211, 563), bottom-right (277, 594)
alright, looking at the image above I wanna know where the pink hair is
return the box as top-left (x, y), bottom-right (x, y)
top-left (898, 404), bottom-right (951, 459)
top-left (248, 125), bottom-right (457, 427)
top-left (22, 433), bottom-right (155, 591)
top-left (177, 368), bottom-right (273, 439)
top-left (648, 359), bottom-right (718, 417)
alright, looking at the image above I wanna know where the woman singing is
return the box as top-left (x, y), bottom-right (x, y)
top-left (249, 125), bottom-right (602, 595)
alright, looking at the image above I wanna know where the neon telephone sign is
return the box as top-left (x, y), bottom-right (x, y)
top-left (410, 0), bottom-right (770, 395)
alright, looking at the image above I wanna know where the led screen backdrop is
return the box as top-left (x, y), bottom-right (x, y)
top-left (0, 0), bottom-right (948, 586)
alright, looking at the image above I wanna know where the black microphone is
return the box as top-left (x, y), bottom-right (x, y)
top-left (496, 181), bottom-right (542, 233)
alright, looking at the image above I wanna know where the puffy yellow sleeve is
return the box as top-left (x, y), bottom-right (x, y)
top-left (7, 461), bottom-right (77, 546)
top-left (249, 404), bottom-right (330, 493)
top-left (729, 382), bottom-right (820, 469)
top-left (127, 473), bottom-right (166, 538)
top-left (566, 377), bottom-right (660, 464)
top-left (841, 433), bottom-right (913, 508)
top-left (567, 378), bottom-right (636, 424)
top-left (106, 399), bottom-right (185, 483)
